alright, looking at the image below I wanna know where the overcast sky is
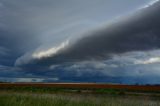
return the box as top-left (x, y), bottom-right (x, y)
top-left (1, 0), bottom-right (160, 84)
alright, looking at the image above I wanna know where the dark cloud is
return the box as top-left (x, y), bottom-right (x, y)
top-left (1, 0), bottom-right (160, 84)
top-left (0, 29), bottom-right (41, 66)
top-left (55, 1), bottom-right (160, 62)
top-left (0, 46), bottom-right (9, 56)
top-left (17, 1), bottom-right (160, 67)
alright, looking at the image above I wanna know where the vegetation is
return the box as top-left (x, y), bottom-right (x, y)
top-left (1, 83), bottom-right (160, 94)
top-left (1, 84), bottom-right (160, 106)
top-left (0, 86), bottom-right (120, 94)
top-left (0, 91), bottom-right (160, 106)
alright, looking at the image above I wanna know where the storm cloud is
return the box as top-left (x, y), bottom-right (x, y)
top-left (1, 0), bottom-right (160, 84)
top-left (16, 0), bottom-right (160, 67)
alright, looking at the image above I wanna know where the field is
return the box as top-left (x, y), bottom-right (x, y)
top-left (0, 83), bottom-right (160, 106)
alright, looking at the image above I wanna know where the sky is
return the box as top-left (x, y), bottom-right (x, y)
top-left (0, 0), bottom-right (160, 84)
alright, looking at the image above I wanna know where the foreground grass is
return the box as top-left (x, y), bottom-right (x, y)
top-left (0, 91), bottom-right (160, 106)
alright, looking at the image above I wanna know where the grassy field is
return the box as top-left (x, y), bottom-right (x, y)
top-left (0, 91), bottom-right (160, 106)
top-left (0, 83), bottom-right (160, 106)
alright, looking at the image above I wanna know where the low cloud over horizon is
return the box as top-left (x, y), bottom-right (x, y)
top-left (0, 0), bottom-right (160, 84)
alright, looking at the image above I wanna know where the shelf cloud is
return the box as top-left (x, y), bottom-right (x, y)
top-left (16, 1), bottom-right (160, 68)
top-left (1, 0), bottom-right (160, 84)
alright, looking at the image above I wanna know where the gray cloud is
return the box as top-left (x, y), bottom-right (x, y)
top-left (1, 0), bottom-right (160, 84)
top-left (0, 0), bottom-right (149, 66)
top-left (16, 1), bottom-right (160, 67)
top-left (0, 77), bottom-right (59, 83)
top-left (0, 46), bottom-right (9, 56)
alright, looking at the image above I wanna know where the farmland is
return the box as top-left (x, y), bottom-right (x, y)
top-left (0, 83), bottom-right (160, 106)
top-left (0, 83), bottom-right (160, 93)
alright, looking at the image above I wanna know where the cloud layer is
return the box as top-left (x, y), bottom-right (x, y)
top-left (16, 0), bottom-right (160, 68)
top-left (1, 0), bottom-right (160, 84)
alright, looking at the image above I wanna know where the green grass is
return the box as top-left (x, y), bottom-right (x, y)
top-left (0, 87), bottom-right (120, 94)
top-left (0, 91), bottom-right (160, 106)
top-left (1, 86), bottom-right (160, 94)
